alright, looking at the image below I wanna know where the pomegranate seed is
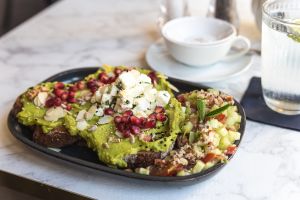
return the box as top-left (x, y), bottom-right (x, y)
top-left (130, 125), bottom-right (141, 135)
top-left (61, 92), bottom-right (69, 100)
top-left (68, 91), bottom-right (75, 98)
top-left (69, 85), bottom-right (78, 92)
top-left (149, 113), bottom-right (156, 120)
top-left (122, 129), bottom-right (131, 138)
top-left (145, 119), bottom-right (156, 128)
top-left (148, 71), bottom-right (158, 84)
top-left (114, 116), bottom-right (122, 124)
top-left (87, 79), bottom-right (97, 89)
top-left (45, 98), bottom-right (55, 107)
top-left (66, 104), bottom-right (72, 111)
top-left (67, 97), bottom-right (76, 103)
top-left (76, 81), bottom-right (85, 90)
top-left (123, 110), bottom-right (133, 117)
top-left (104, 108), bottom-right (114, 115)
top-left (54, 97), bottom-right (62, 106)
top-left (130, 116), bottom-right (141, 126)
top-left (90, 87), bottom-right (98, 93)
top-left (121, 115), bottom-right (130, 123)
top-left (54, 89), bottom-right (64, 97)
top-left (98, 72), bottom-right (106, 80)
top-left (154, 106), bottom-right (165, 113)
top-left (108, 76), bottom-right (116, 83)
top-left (54, 82), bottom-right (65, 89)
top-left (100, 74), bottom-right (110, 84)
top-left (139, 117), bottom-right (146, 127)
top-left (117, 123), bottom-right (125, 132)
top-left (114, 68), bottom-right (122, 76)
top-left (156, 113), bottom-right (167, 122)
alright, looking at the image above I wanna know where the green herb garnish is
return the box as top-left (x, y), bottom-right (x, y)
top-left (189, 132), bottom-right (199, 144)
top-left (287, 34), bottom-right (300, 43)
top-left (196, 99), bottom-right (206, 122)
top-left (206, 104), bottom-right (230, 118)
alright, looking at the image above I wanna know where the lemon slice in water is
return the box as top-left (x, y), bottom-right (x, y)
top-left (287, 19), bottom-right (300, 43)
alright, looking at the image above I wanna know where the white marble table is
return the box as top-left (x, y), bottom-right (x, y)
top-left (1, 0), bottom-right (300, 199)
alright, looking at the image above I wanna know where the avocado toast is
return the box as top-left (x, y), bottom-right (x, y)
top-left (13, 65), bottom-right (242, 176)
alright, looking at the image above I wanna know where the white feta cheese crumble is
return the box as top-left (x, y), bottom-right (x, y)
top-left (118, 70), bottom-right (139, 89)
top-left (156, 91), bottom-right (171, 107)
top-left (90, 69), bottom-right (172, 118)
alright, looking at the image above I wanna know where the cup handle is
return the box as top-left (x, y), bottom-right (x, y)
top-left (222, 36), bottom-right (251, 62)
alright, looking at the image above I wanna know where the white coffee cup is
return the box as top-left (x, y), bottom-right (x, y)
top-left (162, 16), bottom-right (251, 67)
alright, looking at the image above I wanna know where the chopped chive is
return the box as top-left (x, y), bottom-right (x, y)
top-left (197, 99), bottom-right (206, 122)
top-left (206, 104), bottom-right (230, 118)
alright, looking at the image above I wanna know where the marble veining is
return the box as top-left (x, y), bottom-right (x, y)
top-left (0, 0), bottom-right (299, 199)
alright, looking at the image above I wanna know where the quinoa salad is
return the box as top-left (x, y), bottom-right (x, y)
top-left (13, 65), bottom-right (242, 177)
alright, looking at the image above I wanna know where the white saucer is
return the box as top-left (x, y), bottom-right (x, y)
top-left (146, 39), bottom-right (253, 83)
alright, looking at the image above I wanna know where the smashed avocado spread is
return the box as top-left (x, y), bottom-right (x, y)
top-left (15, 65), bottom-right (242, 176)
top-left (16, 65), bottom-right (183, 168)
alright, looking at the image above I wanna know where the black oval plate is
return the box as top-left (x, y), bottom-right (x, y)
top-left (7, 67), bottom-right (246, 184)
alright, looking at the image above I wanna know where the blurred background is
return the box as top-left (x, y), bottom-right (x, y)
top-left (0, 0), bottom-right (58, 36)
top-left (0, 0), bottom-right (260, 40)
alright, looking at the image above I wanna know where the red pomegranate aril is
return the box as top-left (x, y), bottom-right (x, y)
top-left (123, 110), bottom-right (133, 117)
top-left (54, 82), bottom-right (65, 89)
top-left (67, 97), bottom-right (76, 103)
top-left (148, 71), bottom-right (158, 84)
top-left (130, 125), bottom-right (141, 135)
top-left (61, 92), bottom-right (69, 100)
top-left (130, 116), bottom-right (141, 126)
top-left (117, 123), bottom-right (125, 132)
top-left (122, 129), bottom-right (131, 138)
top-left (90, 86), bottom-right (98, 93)
top-left (149, 113), bottom-right (156, 120)
top-left (66, 104), bottom-right (72, 111)
top-left (100, 74), bottom-right (110, 84)
top-left (145, 119), bottom-right (156, 128)
top-left (45, 98), bottom-right (55, 107)
top-left (54, 97), bottom-right (62, 106)
top-left (156, 113), bottom-right (167, 122)
top-left (139, 117), bottom-right (146, 127)
top-left (76, 81), bottom-right (85, 90)
top-left (121, 115), bottom-right (130, 123)
top-left (87, 80), bottom-right (97, 89)
top-left (69, 85), bottom-right (78, 92)
top-left (114, 116), bottom-right (122, 124)
top-left (54, 89), bottom-right (64, 97)
top-left (104, 108), bottom-right (114, 115)
top-left (114, 68), bottom-right (122, 76)
top-left (108, 76), bottom-right (116, 83)
top-left (98, 72), bottom-right (106, 80)
top-left (68, 91), bottom-right (75, 98)
top-left (154, 106), bottom-right (165, 113)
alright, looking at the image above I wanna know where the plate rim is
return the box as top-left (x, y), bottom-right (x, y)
top-left (146, 39), bottom-right (253, 83)
top-left (7, 67), bottom-right (246, 183)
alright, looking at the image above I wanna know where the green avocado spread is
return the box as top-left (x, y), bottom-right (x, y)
top-left (16, 66), bottom-right (184, 168)
top-left (79, 97), bottom-right (184, 168)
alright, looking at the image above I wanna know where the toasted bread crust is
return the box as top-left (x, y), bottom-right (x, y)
top-left (33, 126), bottom-right (79, 148)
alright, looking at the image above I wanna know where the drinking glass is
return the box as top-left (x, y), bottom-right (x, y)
top-left (262, 0), bottom-right (300, 115)
top-left (158, 0), bottom-right (189, 29)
